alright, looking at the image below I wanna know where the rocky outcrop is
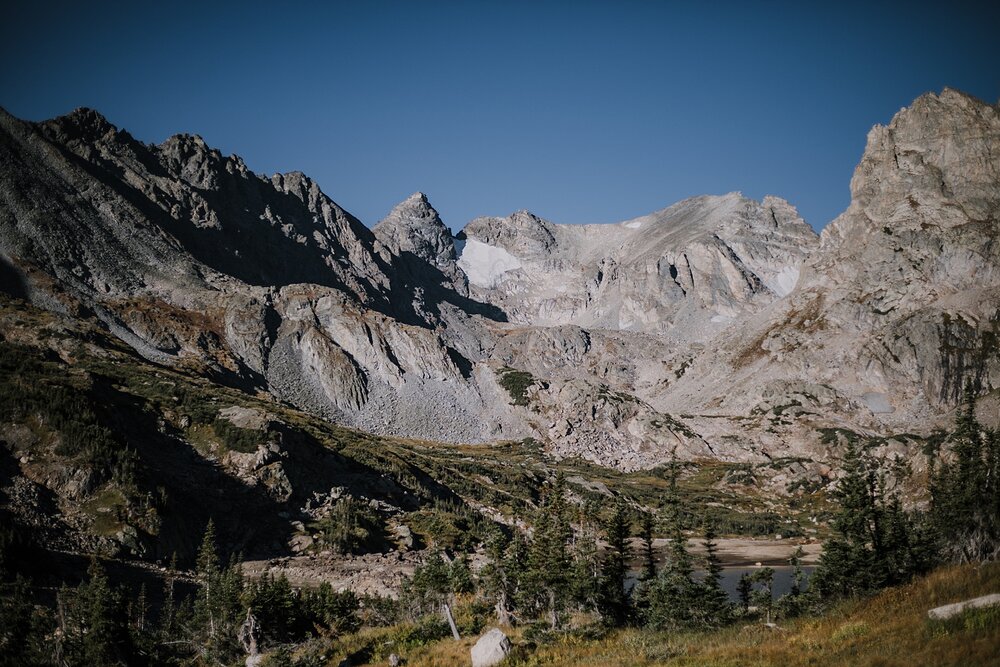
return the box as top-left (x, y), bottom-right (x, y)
top-left (457, 193), bottom-right (819, 338)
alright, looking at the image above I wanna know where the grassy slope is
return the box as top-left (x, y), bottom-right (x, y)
top-left (353, 562), bottom-right (999, 667)
top-left (307, 562), bottom-right (1000, 666)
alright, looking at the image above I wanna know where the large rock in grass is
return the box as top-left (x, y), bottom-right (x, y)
top-left (470, 628), bottom-right (511, 667)
top-left (927, 593), bottom-right (1000, 620)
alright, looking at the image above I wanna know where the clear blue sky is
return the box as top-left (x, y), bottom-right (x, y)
top-left (2, 2), bottom-right (997, 232)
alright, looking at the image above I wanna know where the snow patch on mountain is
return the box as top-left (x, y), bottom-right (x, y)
top-left (457, 238), bottom-right (522, 288)
top-left (763, 265), bottom-right (801, 297)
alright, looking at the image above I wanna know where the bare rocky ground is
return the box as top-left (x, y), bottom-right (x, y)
top-left (241, 552), bottom-right (423, 599)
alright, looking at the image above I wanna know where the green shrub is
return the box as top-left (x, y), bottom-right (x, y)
top-left (496, 367), bottom-right (536, 406)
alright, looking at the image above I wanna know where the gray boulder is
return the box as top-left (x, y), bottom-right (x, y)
top-left (927, 593), bottom-right (1000, 620)
top-left (470, 628), bottom-right (511, 667)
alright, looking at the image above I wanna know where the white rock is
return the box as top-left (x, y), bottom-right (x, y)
top-left (927, 593), bottom-right (1000, 620)
top-left (470, 628), bottom-right (511, 667)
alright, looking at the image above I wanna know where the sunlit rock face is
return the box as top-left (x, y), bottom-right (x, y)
top-left (456, 193), bottom-right (818, 340)
top-left (1, 88), bottom-right (997, 473)
top-left (650, 89), bottom-right (1000, 442)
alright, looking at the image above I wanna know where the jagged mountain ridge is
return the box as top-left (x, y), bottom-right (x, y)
top-left (1, 88), bottom-right (997, 473)
top-left (456, 192), bottom-right (818, 338)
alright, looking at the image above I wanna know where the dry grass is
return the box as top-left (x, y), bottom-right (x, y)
top-left (339, 562), bottom-right (1000, 667)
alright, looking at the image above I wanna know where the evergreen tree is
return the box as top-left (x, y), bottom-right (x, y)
top-left (777, 546), bottom-right (808, 618)
top-left (812, 439), bottom-right (883, 597)
top-left (244, 572), bottom-right (298, 646)
top-left (736, 573), bottom-right (752, 613)
top-left (481, 530), bottom-right (517, 625)
top-left (59, 559), bottom-right (133, 666)
top-left (303, 583), bottom-right (360, 635)
top-left (159, 552), bottom-right (178, 641)
top-left (789, 545), bottom-right (805, 597)
top-left (749, 567), bottom-right (775, 624)
top-left (693, 524), bottom-right (731, 627)
top-left (646, 461), bottom-right (698, 629)
top-left (569, 518), bottom-right (601, 614)
top-left (631, 510), bottom-right (657, 624)
top-left (599, 498), bottom-right (632, 626)
top-left (193, 519), bottom-right (221, 640)
top-left (192, 521), bottom-right (243, 662)
top-left (526, 474), bottom-right (572, 629)
top-left (638, 510), bottom-right (656, 582)
top-left (321, 496), bottom-right (381, 555)
top-left (404, 551), bottom-right (452, 619)
top-left (814, 434), bottom-right (930, 600)
top-left (930, 384), bottom-right (1000, 563)
top-left (0, 576), bottom-right (51, 665)
top-left (449, 553), bottom-right (474, 595)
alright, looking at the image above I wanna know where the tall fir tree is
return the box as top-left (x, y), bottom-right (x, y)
top-left (812, 439), bottom-right (883, 597)
top-left (59, 558), bottom-right (132, 666)
top-left (569, 513), bottom-right (601, 614)
top-left (599, 498), bottom-right (632, 626)
top-left (693, 524), bottom-right (731, 627)
top-left (646, 461), bottom-right (698, 629)
top-left (930, 384), bottom-right (1000, 562)
top-left (638, 510), bottom-right (656, 582)
top-left (526, 474), bottom-right (572, 629)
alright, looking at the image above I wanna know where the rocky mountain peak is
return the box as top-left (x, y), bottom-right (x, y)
top-left (823, 87), bottom-right (1000, 250)
top-left (40, 106), bottom-right (120, 143)
top-left (373, 191), bottom-right (457, 270)
top-left (462, 209), bottom-right (558, 256)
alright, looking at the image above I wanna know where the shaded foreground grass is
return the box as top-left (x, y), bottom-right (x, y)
top-left (317, 562), bottom-right (1000, 666)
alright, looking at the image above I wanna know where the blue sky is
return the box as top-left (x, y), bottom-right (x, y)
top-left (1, 1), bottom-right (996, 232)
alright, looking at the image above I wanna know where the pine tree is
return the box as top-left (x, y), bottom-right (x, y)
top-left (777, 546), bottom-right (808, 618)
top-left (244, 572), bottom-right (298, 645)
top-left (569, 527), bottom-right (601, 614)
top-left (60, 558), bottom-right (132, 665)
top-left (694, 524), bottom-right (731, 627)
top-left (449, 554), bottom-right (474, 595)
top-left (646, 461), bottom-right (698, 629)
top-left (192, 521), bottom-right (244, 663)
top-left (321, 496), bottom-right (380, 555)
top-left (749, 567), bottom-right (775, 624)
top-left (504, 532), bottom-right (530, 623)
top-left (599, 498), bottom-right (632, 626)
top-left (526, 474), bottom-right (572, 629)
top-left (405, 551), bottom-right (451, 619)
top-left (0, 575), bottom-right (51, 665)
top-left (930, 384), bottom-right (1000, 563)
top-left (789, 546), bottom-right (805, 597)
top-left (481, 529), bottom-right (516, 625)
top-left (194, 519), bottom-right (221, 640)
top-left (638, 510), bottom-right (656, 582)
top-left (812, 439), bottom-right (883, 597)
top-left (736, 573), bottom-right (752, 613)
top-left (159, 552), bottom-right (178, 641)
